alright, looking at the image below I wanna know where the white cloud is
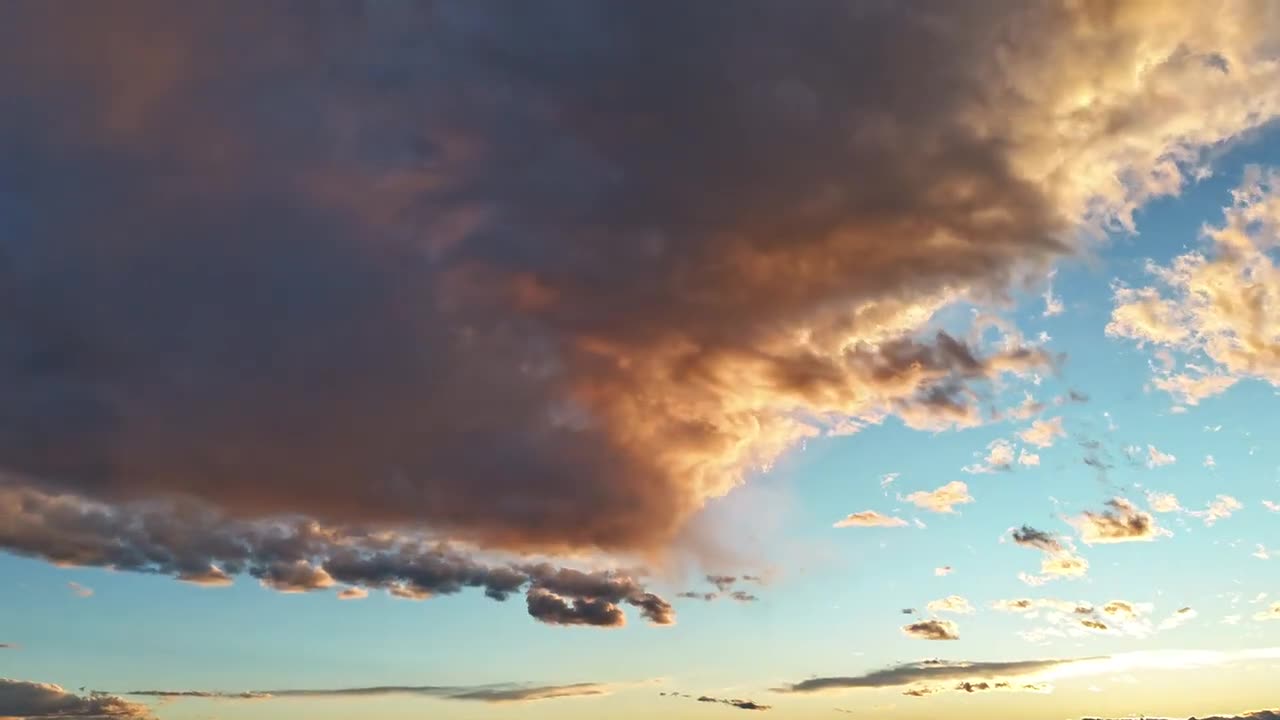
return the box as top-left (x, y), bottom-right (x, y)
top-left (1146, 445), bottom-right (1177, 468)
top-left (1019, 417), bottom-right (1066, 449)
top-left (926, 595), bottom-right (975, 615)
top-left (934, 566), bottom-right (953, 577)
top-left (1018, 449), bottom-right (1041, 467)
top-left (903, 481), bottom-right (974, 514)
top-left (834, 511), bottom-right (908, 528)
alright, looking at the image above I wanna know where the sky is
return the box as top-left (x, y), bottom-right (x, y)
top-left (2, 1), bottom-right (1280, 719)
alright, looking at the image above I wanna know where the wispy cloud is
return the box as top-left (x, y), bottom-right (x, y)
top-left (833, 511), bottom-right (908, 528)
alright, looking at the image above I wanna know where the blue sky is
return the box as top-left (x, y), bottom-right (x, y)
top-left (3, 3), bottom-right (1280, 720)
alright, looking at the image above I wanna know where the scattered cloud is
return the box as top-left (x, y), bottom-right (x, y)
top-left (1148, 492), bottom-right (1183, 513)
top-left (833, 511), bottom-right (908, 528)
top-left (1043, 272), bottom-right (1065, 317)
top-left (1146, 446), bottom-right (1178, 468)
top-left (1011, 525), bottom-right (1065, 554)
top-left (1189, 495), bottom-right (1243, 526)
top-left (1158, 607), bottom-right (1198, 631)
top-left (1070, 498), bottom-right (1169, 544)
top-left (337, 587), bottom-right (368, 601)
top-left (1019, 449), bottom-right (1041, 467)
top-left (963, 439), bottom-right (1017, 474)
top-left (935, 566), bottom-right (953, 577)
top-left (902, 619), bottom-right (960, 641)
top-left (1081, 711), bottom-right (1279, 720)
top-left (880, 473), bottom-right (900, 489)
top-left (903, 482), bottom-right (974, 514)
top-left (926, 596), bottom-right (975, 615)
top-left (1264, 501), bottom-right (1280, 513)
top-left (67, 582), bottom-right (93, 599)
top-left (1255, 603), bottom-right (1280, 622)
top-left (1019, 417), bottom-right (1066, 448)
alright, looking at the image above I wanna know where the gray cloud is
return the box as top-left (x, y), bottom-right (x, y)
top-left (121, 681), bottom-right (611, 704)
top-left (1082, 712), bottom-right (1279, 720)
top-left (901, 619), bottom-right (959, 641)
top-left (1011, 525), bottom-right (1064, 554)
top-left (662, 692), bottom-right (770, 712)
top-left (777, 657), bottom-right (1086, 694)
top-left (0, 484), bottom-right (672, 628)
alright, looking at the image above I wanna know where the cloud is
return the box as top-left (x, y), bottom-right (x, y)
top-left (1109, 168), bottom-right (1280, 406)
top-left (1019, 417), bottom-right (1066, 448)
top-left (1070, 498), bottom-right (1169, 544)
top-left (1146, 446), bottom-right (1178, 468)
top-left (121, 681), bottom-right (614, 705)
top-left (901, 619), bottom-right (960, 641)
top-left (1082, 711), bottom-right (1280, 720)
top-left (1043, 272), bottom-right (1065, 317)
top-left (1255, 603), bottom-right (1280, 622)
top-left (1189, 495), bottom-right (1243, 526)
top-left (779, 649), bottom-right (1280, 698)
top-left (935, 566), bottom-right (953, 576)
top-left (67, 581), bottom-right (93, 598)
top-left (337, 587), bottom-right (368, 601)
top-left (0, 0), bottom-right (1277, 595)
top-left (1264, 501), bottom-right (1280, 513)
top-left (833, 511), bottom-right (907, 528)
top-left (1158, 607), bottom-right (1198, 630)
top-left (902, 482), bottom-right (974, 514)
top-left (1011, 525), bottom-right (1065, 554)
top-left (962, 439), bottom-right (1016, 474)
top-left (1018, 449), bottom-right (1041, 467)
top-left (1148, 492), bottom-right (1183, 513)
top-left (0, 485), bottom-right (672, 628)
top-left (0, 678), bottom-right (154, 718)
top-left (662, 692), bottom-right (770, 711)
top-left (927, 596), bottom-right (975, 615)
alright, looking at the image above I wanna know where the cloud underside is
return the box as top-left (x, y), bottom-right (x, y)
top-left (0, 484), bottom-right (673, 628)
top-left (0, 0), bottom-right (1273, 573)
top-left (0, 679), bottom-right (155, 719)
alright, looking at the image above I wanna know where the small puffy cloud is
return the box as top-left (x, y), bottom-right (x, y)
top-left (178, 566), bottom-right (234, 587)
top-left (254, 561), bottom-right (335, 594)
top-left (1255, 602), bottom-right (1280, 622)
top-left (1041, 553), bottom-right (1089, 578)
top-left (1011, 525), bottom-right (1064, 554)
top-left (927, 596), bottom-right (975, 615)
top-left (1189, 495), bottom-right (1243, 526)
top-left (935, 566), bottom-right (953, 577)
top-left (963, 439), bottom-right (1016, 474)
top-left (1043, 272), bottom-right (1065, 318)
top-left (337, 587), bottom-right (368, 600)
top-left (1147, 492), bottom-right (1183, 513)
top-left (901, 619), bottom-right (960, 641)
top-left (834, 511), bottom-right (908, 528)
top-left (1264, 500), bottom-right (1280, 513)
top-left (903, 481), bottom-right (974, 514)
top-left (1018, 449), bottom-right (1041, 467)
top-left (1146, 445), bottom-right (1177, 468)
top-left (67, 582), bottom-right (93, 598)
top-left (880, 473), bottom-right (900, 488)
top-left (1203, 454), bottom-right (1216, 468)
top-left (1019, 417), bottom-right (1066, 448)
top-left (0, 679), bottom-right (153, 718)
top-left (1158, 607), bottom-right (1198, 630)
top-left (1070, 498), bottom-right (1169, 544)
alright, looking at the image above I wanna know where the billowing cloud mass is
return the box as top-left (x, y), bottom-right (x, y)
top-left (0, 679), bottom-right (154, 719)
top-left (902, 619), bottom-right (960, 641)
top-left (120, 681), bottom-right (613, 704)
top-left (0, 484), bottom-right (672, 628)
top-left (0, 0), bottom-right (1275, 589)
top-left (1109, 167), bottom-right (1280, 406)
top-left (834, 511), bottom-right (908, 529)
top-left (1070, 498), bottom-right (1169, 544)
top-left (903, 482), bottom-right (974, 514)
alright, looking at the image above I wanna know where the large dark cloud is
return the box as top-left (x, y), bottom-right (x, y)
top-left (0, 0), bottom-right (1275, 570)
top-left (0, 0), bottom-right (1072, 559)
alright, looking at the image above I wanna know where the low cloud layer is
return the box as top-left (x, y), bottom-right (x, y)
top-left (0, 484), bottom-right (672, 628)
top-left (120, 681), bottom-right (612, 704)
top-left (833, 511), bottom-right (907, 529)
top-left (1, 679), bottom-right (154, 719)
